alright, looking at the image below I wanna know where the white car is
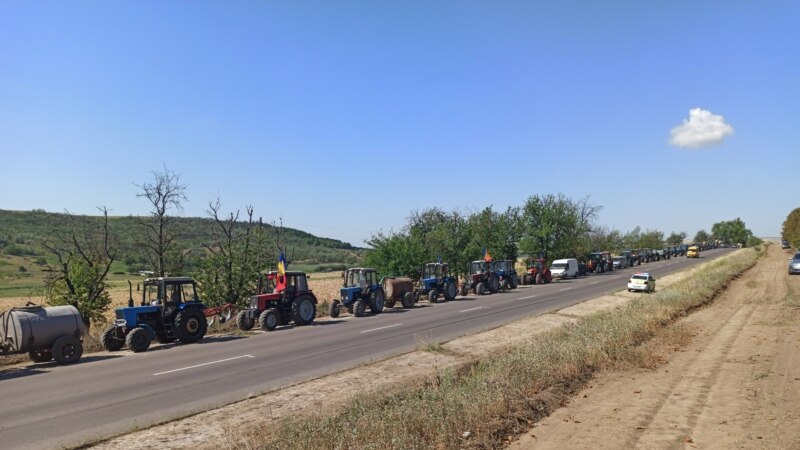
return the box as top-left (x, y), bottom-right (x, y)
top-left (627, 272), bottom-right (656, 293)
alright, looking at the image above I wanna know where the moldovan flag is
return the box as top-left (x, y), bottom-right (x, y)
top-left (483, 247), bottom-right (492, 262)
top-left (277, 251), bottom-right (287, 275)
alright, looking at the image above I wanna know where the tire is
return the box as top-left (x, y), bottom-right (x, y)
top-left (353, 299), bottom-right (366, 317)
top-left (428, 289), bottom-right (439, 303)
top-left (29, 348), bottom-right (53, 363)
top-left (459, 285), bottom-right (468, 297)
top-left (535, 273), bottom-right (543, 285)
top-left (401, 292), bottom-right (415, 308)
top-left (52, 335), bottom-right (83, 364)
top-left (476, 282), bottom-right (486, 295)
top-left (236, 310), bottom-right (254, 331)
top-left (488, 276), bottom-right (500, 293)
top-left (259, 308), bottom-right (279, 331)
top-left (125, 328), bottom-right (151, 353)
top-left (292, 295), bottom-right (317, 325)
top-left (385, 300), bottom-right (396, 309)
top-left (444, 282), bottom-right (457, 301)
top-left (175, 308), bottom-right (207, 343)
top-left (101, 325), bottom-right (125, 351)
top-left (329, 300), bottom-right (341, 318)
top-left (510, 276), bottom-right (518, 289)
top-left (370, 290), bottom-right (385, 314)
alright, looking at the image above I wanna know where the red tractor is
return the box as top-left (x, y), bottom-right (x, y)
top-left (236, 271), bottom-right (317, 332)
top-left (521, 258), bottom-right (552, 285)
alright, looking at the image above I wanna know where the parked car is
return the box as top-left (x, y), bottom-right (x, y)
top-left (789, 252), bottom-right (800, 275)
top-left (782, 240), bottom-right (792, 249)
top-left (551, 258), bottom-right (579, 279)
top-left (577, 261), bottom-right (589, 277)
top-left (627, 272), bottom-right (656, 293)
top-left (612, 256), bottom-right (627, 270)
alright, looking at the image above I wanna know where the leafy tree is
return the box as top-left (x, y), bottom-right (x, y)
top-left (639, 229), bottom-right (665, 249)
top-left (43, 208), bottom-right (116, 330)
top-left (518, 194), bottom-right (599, 260)
top-left (136, 166), bottom-right (188, 276)
top-left (694, 229), bottom-right (710, 243)
top-left (711, 218), bottom-right (752, 246)
top-left (666, 231), bottom-right (687, 246)
top-left (782, 208), bottom-right (800, 247)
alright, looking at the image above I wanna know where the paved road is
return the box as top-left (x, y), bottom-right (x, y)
top-left (0, 249), bottom-right (732, 449)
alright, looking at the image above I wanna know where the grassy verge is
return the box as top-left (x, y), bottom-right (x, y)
top-left (227, 248), bottom-right (762, 450)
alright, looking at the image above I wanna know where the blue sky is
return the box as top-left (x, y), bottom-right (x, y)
top-left (1, 1), bottom-right (797, 245)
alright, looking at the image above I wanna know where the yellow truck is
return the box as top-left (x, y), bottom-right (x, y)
top-left (687, 245), bottom-right (700, 258)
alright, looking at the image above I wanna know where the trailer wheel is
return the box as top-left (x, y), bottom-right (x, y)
top-left (353, 300), bottom-right (366, 317)
top-left (176, 309), bottom-right (207, 343)
top-left (444, 282), bottom-right (457, 301)
top-left (428, 289), bottom-right (439, 303)
top-left (401, 292), bottom-right (415, 308)
top-left (476, 282), bottom-right (486, 295)
top-left (259, 308), bottom-right (279, 331)
top-left (29, 348), bottom-right (53, 363)
top-left (125, 328), bottom-right (150, 353)
top-left (236, 310), bottom-right (254, 331)
top-left (101, 325), bottom-right (125, 351)
top-left (459, 285), bottom-right (468, 297)
top-left (292, 295), bottom-right (316, 325)
top-left (52, 335), bottom-right (83, 364)
top-left (370, 290), bottom-right (385, 314)
top-left (329, 300), bottom-right (341, 318)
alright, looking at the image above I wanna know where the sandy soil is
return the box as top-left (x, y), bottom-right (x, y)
top-left (511, 244), bottom-right (800, 449)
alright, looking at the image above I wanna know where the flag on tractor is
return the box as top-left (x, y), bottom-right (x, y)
top-left (277, 250), bottom-right (287, 275)
top-left (483, 247), bottom-right (492, 262)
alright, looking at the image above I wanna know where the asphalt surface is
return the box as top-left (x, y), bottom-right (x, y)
top-left (0, 249), bottom-right (733, 449)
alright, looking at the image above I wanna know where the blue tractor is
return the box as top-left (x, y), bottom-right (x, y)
top-left (101, 277), bottom-right (208, 353)
top-left (329, 268), bottom-right (385, 318)
top-left (417, 262), bottom-right (458, 303)
top-left (490, 260), bottom-right (519, 290)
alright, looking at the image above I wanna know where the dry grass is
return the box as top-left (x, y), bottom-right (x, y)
top-left (224, 247), bottom-right (763, 450)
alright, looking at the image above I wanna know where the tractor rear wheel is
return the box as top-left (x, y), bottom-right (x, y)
top-left (292, 295), bottom-right (316, 326)
top-left (370, 291), bottom-right (385, 314)
top-left (476, 282), bottom-right (486, 295)
top-left (510, 276), bottom-right (518, 289)
top-left (29, 348), bottom-right (53, 363)
top-left (101, 325), bottom-right (125, 351)
top-left (428, 289), bottom-right (439, 303)
top-left (259, 308), bottom-right (279, 331)
top-left (236, 310), bottom-right (254, 331)
top-left (329, 300), bottom-right (341, 318)
top-left (175, 309), bottom-right (207, 343)
top-left (125, 328), bottom-right (151, 353)
top-left (488, 276), bottom-right (500, 293)
top-left (401, 292), bottom-right (415, 308)
top-left (52, 335), bottom-right (83, 364)
top-left (444, 282), bottom-right (457, 301)
top-left (353, 300), bottom-right (366, 317)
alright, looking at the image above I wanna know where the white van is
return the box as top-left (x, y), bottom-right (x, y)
top-left (550, 258), bottom-right (579, 279)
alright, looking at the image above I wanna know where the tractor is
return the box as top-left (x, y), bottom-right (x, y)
top-left (329, 268), bottom-right (385, 317)
top-left (588, 252), bottom-right (613, 273)
top-left (235, 271), bottom-right (317, 332)
top-left (416, 262), bottom-right (458, 303)
top-left (521, 258), bottom-right (552, 285)
top-left (459, 260), bottom-right (500, 296)
top-left (101, 277), bottom-right (207, 353)
top-left (491, 259), bottom-right (519, 290)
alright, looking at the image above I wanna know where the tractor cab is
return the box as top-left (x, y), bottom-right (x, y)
top-left (259, 271), bottom-right (310, 297)
top-left (334, 268), bottom-right (385, 317)
top-left (419, 263), bottom-right (458, 302)
top-left (460, 260), bottom-right (500, 296)
top-left (523, 258), bottom-right (552, 285)
top-left (236, 271), bottom-right (317, 332)
top-left (469, 260), bottom-right (489, 275)
top-left (491, 260), bottom-right (519, 289)
top-left (423, 263), bottom-right (449, 283)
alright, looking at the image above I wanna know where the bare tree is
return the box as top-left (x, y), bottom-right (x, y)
top-left (136, 166), bottom-right (187, 276)
top-left (43, 207), bottom-right (117, 330)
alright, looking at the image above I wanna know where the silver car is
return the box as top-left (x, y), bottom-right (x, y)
top-left (790, 252), bottom-right (800, 275)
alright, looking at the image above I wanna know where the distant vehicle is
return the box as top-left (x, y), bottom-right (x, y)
top-left (577, 261), bottom-right (589, 277)
top-left (550, 258), bottom-right (579, 279)
top-left (789, 252), bottom-right (800, 275)
top-left (612, 256), bottom-right (627, 270)
top-left (782, 240), bottom-right (792, 249)
top-left (687, 246), bottom-right (700, 258)
top-left (627, 272), bottom-right (656, 293)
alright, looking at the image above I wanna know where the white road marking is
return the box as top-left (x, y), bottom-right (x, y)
top-left (361, 323), bottom-right (401, 333)
top-left (590, 281), bottom-right (600, 285)
top-left (153, 354), bottom-right (255, 376)
top-left (460, 306), bottom-right (484, 313)
top-left (560, 287), bottom-right (573, 291)
top-left (519, 294), bottom-right (537, 300)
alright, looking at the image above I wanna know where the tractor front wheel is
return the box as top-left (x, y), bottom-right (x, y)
top-left (459, 285), bottom-right (468, 297)
top-left (329, 300), bottom-right (341, 318)
top-left (535, 273), bottom-right (543, 285)
top-left (401, 292), bottom-right (415, 309)
top-left (101, 325), bottom-right (125, 351)
top-left (29, 348), bottom-right (53, 363)
top-left (125, 328), bottom-right (151, 353)
top-left (370, 291), bottom-right (385, 314)
top-left (236, 310), bottom-right (254, 331)
top-left (292, 295), bottom-right (316, 326)
top-left (444, 282), bottom-right (457, 301)
top-left (428, 289), bottom-right (439, 303)
top-left (353, 300), bottom-right (366, 317)
top-left (488, 276), bottom-right (500, 293)
top-left (175, 309), bottom-right (208, 343)
top-left (476, 282), bottom-right (486, 295)
top-left (259, 308), bottom-right (279, 331)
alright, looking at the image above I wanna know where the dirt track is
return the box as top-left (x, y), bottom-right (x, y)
top-left (511, 244), bottom-right (800, 449)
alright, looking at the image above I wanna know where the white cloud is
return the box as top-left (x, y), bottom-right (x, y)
top-left (669, 108), bottom-right (734, 149)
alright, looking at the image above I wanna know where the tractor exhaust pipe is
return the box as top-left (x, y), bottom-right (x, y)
top-left (127, 280), bottom-right (134, 307)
